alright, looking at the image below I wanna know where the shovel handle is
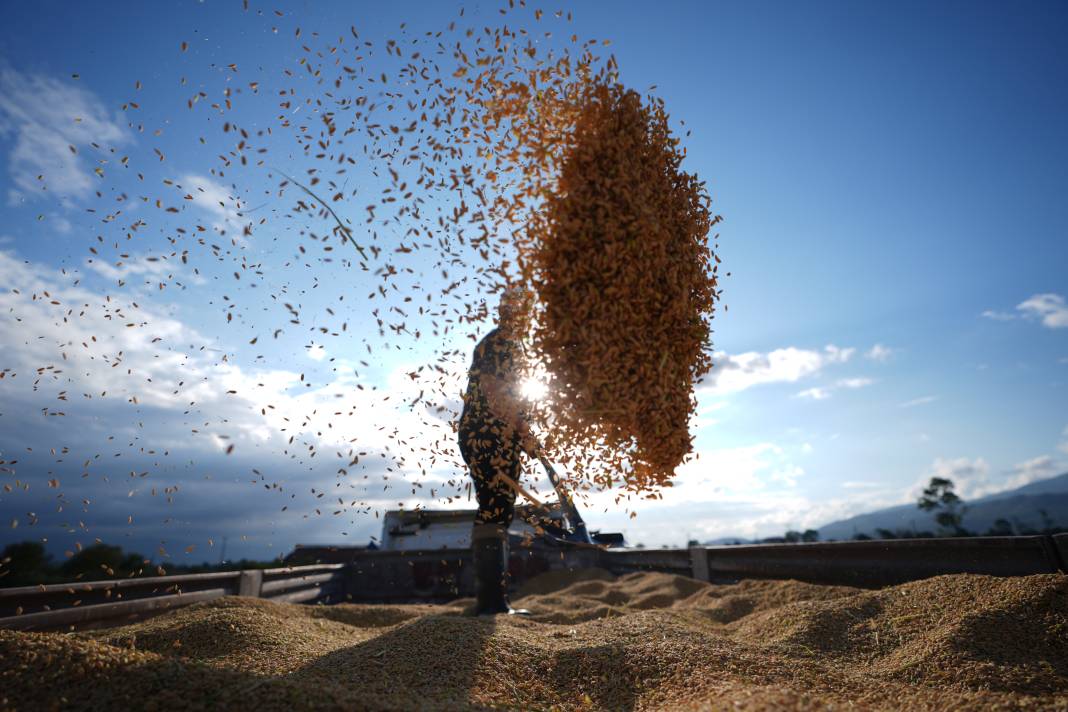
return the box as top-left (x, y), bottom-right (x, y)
top-left (537, 456), bottom-right (586, 526)
top-left (490, 471), bottom-right (548, 510)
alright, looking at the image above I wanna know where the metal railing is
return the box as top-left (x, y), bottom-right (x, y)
top-left (682, 533), bottom-right (1068, 587)
top-left (0, 563), bottom-right (345, 631)
top-left (1, 534), bottom-right (1064, 631)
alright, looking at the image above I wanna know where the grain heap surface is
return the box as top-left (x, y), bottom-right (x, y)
top-left (3, 571), bottom-right (1066, 711)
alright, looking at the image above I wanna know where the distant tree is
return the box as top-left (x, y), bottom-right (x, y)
top-left (0, 541), bottom-right (54, 586)
top-left (780, 529), bottom-right (819, 543)
top-left (122, 551), bottom-right (148, 573)
top-left (853, 533), bottom-right (872, 540)
top-left (1012, 517), bottom-right (1038, 535)
top-left (0, 540), bottom-right (281, 588)
top-left (917, 477), bottom-right (968, 535)
top-left (59, 544), bottom-right (147, 580)
top-left (876, 527), bottom-right (928, 540)
top-left (986, 518), bottom-right (1014, 536)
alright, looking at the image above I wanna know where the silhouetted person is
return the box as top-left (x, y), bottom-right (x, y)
top-left (458, 288), bottom-right (538, 615)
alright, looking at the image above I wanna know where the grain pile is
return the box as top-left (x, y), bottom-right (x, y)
top-left (3, 571), bottom-right (1066, 711)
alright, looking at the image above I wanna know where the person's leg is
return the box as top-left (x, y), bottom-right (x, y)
top-left (460, 424), bottom-right (516, 527)
top-left (471, 453), bottom-right (520, 614)
top-left (471, 520), bottom-right (510, 613)
top-left (461, 427), bottom-right (526, 614)
top-left (484, 454), bottom-right (529, 614)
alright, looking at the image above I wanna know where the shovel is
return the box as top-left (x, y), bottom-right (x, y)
top-left (537, 455), bottom-right (594, 545)
top-left (491, 451), bottom-right (597, 546)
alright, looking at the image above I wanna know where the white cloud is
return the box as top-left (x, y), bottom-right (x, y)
top-left (900, 395), bottom-right (937, 408)
top-left (795, 377), bottom-right (872, 401)
top-left (842, 480), bottom-right (884, 489)
top-left (603, 443), bottom-right (797, 505)
top-left (1005, 456), bottom-right (1059, 490)
top-left (694, 491), bottom-right (890, 542)
top-left (1017, 293), bottom-right (1068, 329)
top-left (908, 455), bottom-right (1060, 501)
top-left (84, 254), bottom-right (177, 283)
top-left (578, 441), bottom-right (830, 542)
top-left (307, 345), bottom-right (327, 362)
top-left (701, 344), bottom-right (854, 395)
top-left (0, 250), bottom-right (461, 481)
top-left (865, 344), bottom-right (893, 361)
top-left (908, 457), bottom-right (990, 500)
top-left (0, 68), bottom-right (132, 203)
top-left (981, 309), bottom-right (1016, 322)
top-left (679, 443), bottom-right (806, 494)
top-left (49, 213), bottom-right (72, 234)
top-left (836, 377), bottom-right (874, 389)
top-left (177, 173), bottom-right (245, 234)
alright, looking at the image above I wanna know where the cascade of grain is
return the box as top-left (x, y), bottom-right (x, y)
top-left (522, 79), bottom-right (722, 491)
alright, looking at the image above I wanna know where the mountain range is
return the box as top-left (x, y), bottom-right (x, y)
top-left (815, 472), bottom-right (1068, 540)
top-left (700, 472), bottom-right (1068, 545)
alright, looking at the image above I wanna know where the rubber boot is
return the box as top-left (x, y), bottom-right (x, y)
top-left (499, 534), bottom-right (530, 616)
top-left (471, 523), bottom-right (530, 616)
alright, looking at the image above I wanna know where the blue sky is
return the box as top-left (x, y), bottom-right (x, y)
top-left (1, 1), bottom-right (1066, 561)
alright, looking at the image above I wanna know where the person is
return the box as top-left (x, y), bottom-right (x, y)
top-left (458, 287), bottom-right (539, 615)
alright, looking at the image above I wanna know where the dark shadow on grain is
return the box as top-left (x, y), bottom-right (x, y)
top-left (549, 642), bottom-right (639, 712)
top-left (287, 611), bottom-right (500, 710)
top-left (1, 610), bottom-right (500, 711)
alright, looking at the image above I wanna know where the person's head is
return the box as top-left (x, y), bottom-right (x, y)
top-left (497, 286), bottom-right (531, 338)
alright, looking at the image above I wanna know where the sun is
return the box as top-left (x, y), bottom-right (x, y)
top-left (521, 374), bottom-right (549, 402)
